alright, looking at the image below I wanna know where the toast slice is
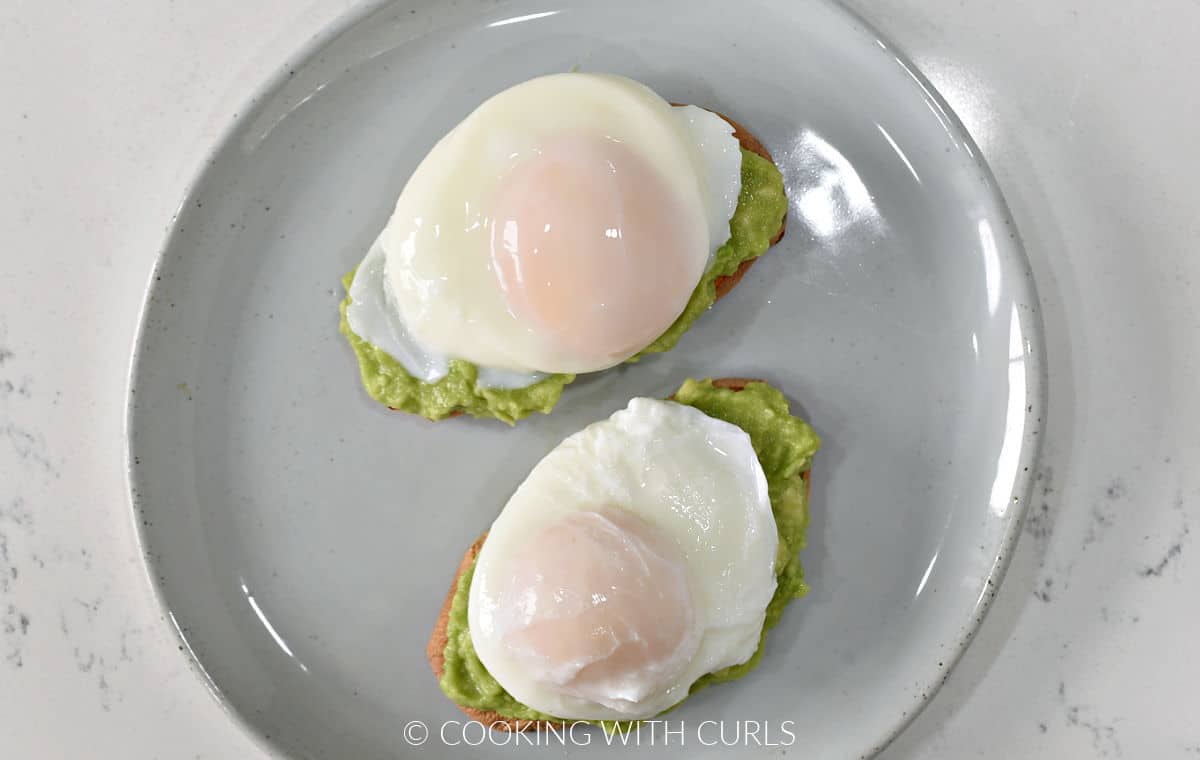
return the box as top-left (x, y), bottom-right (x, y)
top-left (427, 378), bottom-right (811, 730)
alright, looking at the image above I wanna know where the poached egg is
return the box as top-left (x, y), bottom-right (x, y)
top-left (345, 73), bottom-right (743, 386)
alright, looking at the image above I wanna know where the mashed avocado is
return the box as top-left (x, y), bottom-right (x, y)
top-left (438, 378), bottom-right (820, 723)
top-left (339, 149), bottom-right (788, 423)
top-left (338, 280), bottom-right (574, 424)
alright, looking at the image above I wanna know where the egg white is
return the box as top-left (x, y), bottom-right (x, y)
top-left (468, 398), bottom-right (778, 720)
top-left (344, 240), bottom-right (544, 388)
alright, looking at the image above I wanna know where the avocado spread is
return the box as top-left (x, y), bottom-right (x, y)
top-left (339, 149), bottom-right (788, 423)
top-left (438, 378), bottom-right (820, 723)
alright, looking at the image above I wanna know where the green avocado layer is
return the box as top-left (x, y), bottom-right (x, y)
top-left (339, 149), bottom-right (787, 423)
top-left (337, 275), bottom-right (574, 425)
top-left (438, 378), bottom-right (821, 723)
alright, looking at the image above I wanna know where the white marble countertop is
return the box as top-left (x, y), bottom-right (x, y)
top-left (2, 1), bottom-right (1198, 757)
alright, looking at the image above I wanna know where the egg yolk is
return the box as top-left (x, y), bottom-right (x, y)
top-left (489, 135), bottom-right (707, 368)
top-left (494, 508), bottom-right (699, 708)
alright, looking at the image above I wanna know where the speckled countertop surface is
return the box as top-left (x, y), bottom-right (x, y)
top-left (1, 1), bottom-right (1198, 757)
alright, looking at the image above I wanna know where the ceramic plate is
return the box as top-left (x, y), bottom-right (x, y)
top-left (126, 1), bottom-right (1044, 757)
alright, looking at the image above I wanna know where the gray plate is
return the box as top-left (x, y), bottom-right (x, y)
top-left (126, 1), bottom-right (1045, 758)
